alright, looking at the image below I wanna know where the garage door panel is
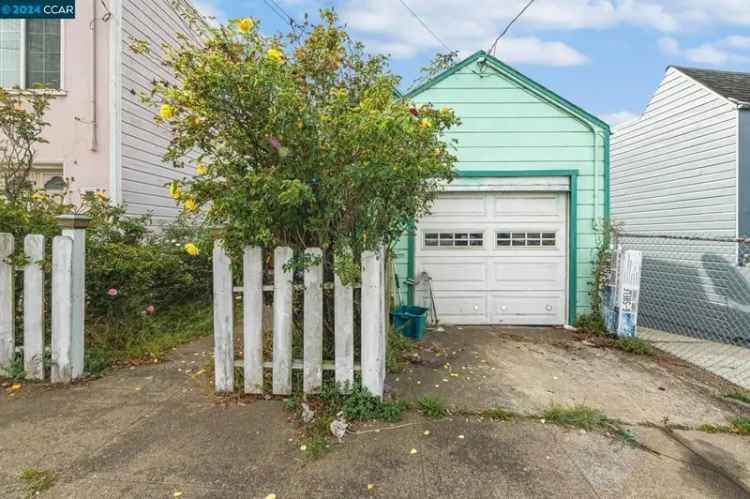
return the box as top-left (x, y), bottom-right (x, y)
top-left (420, 260), bottom-right (487, 291)
top-left (490, 293), bottom-right (564, 325)
top-left (429, 293), bottom-right (488, 324)
top-left (428, 195), bottom-right (487, 217)
top-left (491, 260), bottom-right (565, 290)
top-left (494, 193), bottom-right (564, 221)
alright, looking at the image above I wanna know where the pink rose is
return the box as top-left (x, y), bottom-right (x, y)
top-left (107, 288), bottom-right (118, 297)
top-left (145, 304), bottom-right (156, 315)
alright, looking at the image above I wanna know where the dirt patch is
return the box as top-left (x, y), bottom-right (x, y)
top-left (391, 326), bottom-right (744, 427)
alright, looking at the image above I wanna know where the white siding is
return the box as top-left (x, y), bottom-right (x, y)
top-left (611, 67), bottom-right (738, 236)
top-left (120, 0), bottom-right (202, 223)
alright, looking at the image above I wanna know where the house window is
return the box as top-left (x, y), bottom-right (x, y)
top-left (43, 175), bottom-right (65, 191)
top-left (496, 231), bottom-right (556, 248)
top-left (0, 19), bottom-right (61, 89)
top-left (424, 231), bottom-right (484, 248)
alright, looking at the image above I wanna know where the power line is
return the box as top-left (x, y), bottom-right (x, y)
top-left (488, 0), bottom-right (535, 56)
top-left (397, 0), bottom-right (452, 53)
top-left (262, 0), bottom-right (298, 27)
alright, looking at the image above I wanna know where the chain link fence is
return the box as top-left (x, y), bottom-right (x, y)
top-left (614, 232), bottom-right (750, 390)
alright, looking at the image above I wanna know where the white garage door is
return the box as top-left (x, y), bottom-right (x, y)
top-left (415, 192), bottom-right (568, 325)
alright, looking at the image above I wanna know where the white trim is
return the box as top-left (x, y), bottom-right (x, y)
top-left (443, 176), bottom-right (571, 192)
top-left (9, 19), bottom-right (64, 90)
top-left (108, 0), bottom-right (122, 203)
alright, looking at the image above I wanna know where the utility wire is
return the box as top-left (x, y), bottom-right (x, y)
top-left (397, 0), bottom-right (452, 53)
top-left (488, 0), bottom-right (535, 56)
top-left (262, 0), bottom-right (298, 27)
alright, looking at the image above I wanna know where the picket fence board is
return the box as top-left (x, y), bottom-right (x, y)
top-left (62, 227), bottom-right (86, 380)
top-left (0, 234), bottom-right (13, 370)
top-left (213, 241), bottom-right (234, 393)
top-left (361, 250), bottom-right (386, 397)
top-left (334, 259), bottom-right (354, 391)
top-left (51, 236), bottom-right (74, 383)
top-left (273, 247), bottom-right (293, 395)
top-left (243, 246), bottom-right (264, 394)
top-left (235, 360), bottom-right (362, 371)
top-left (303, 248), bottom-right (323, 394)
top-left (23, 235), bottom-right (45, 380)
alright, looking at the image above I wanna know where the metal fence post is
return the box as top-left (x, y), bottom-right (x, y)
top-left (57, 214), bottom-right (91, 380)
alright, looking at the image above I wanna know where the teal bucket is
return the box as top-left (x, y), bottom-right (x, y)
top-left (390, 306), bottom-right (429, 340)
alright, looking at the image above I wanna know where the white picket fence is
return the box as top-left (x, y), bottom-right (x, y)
top-left (0, 216), bottom-right (88, 383)
top-left (212, 242), bottom-right (387, 397)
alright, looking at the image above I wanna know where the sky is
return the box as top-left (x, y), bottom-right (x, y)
top-left (192, 0), bottom-right (750, 126)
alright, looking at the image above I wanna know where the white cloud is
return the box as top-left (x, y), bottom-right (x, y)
top-left (601, 111), bottom-right (639, 125)
top-left (659, 35), bottom-right (750, 65)
top-left (192, 0), bottom-right (227, 23)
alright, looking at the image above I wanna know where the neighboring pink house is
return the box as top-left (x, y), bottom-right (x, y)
top-left (0, 0), bottom-right (203, 223)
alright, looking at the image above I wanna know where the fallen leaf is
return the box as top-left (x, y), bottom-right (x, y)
top-left (367, 484), bottom-right (375, 491)
top-left (410, 448), bottom-right (418, 455)
top-left (265, 495), bottom-right (277, 499)
top-left (458, 435), bottom-right (465, 439)
top-left (173, 492), bottom-right (183, 498)
top-left (9, 384), bottom-right (22, 391)
top-left (423, 430), bottom-right (431, 436)
top-left (300, 445), bottom-right (307, 451)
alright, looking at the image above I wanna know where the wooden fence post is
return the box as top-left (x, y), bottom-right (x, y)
top-left (303, 248), bottom-right (323, 394)
top-left (243, 246), bottom-right (263, 394)
top-left (51, 236), bottom-right (73, 383)
top-left (0, 234), bottom-right (14, 371)
top-left (58, 214), bottom-right (90, 380)
top-left (213, 240), bottom-right (234, 393)
top-left (23, 235), bottom-right (44, 380)
top-left (361, 250), bottom-right (386, 397)
top-left (273, 247), bottom-right (293, 395)
top-left (334, 256), bottom-right (354, 391)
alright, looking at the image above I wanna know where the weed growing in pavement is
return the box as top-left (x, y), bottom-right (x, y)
top-left (0, 353), bottom-right (25, 380)
top-left (416, 395), bottom-right (448, 418)
top-left (731, 416), bottom-right (750, 435)
top-left (543, 404), bottom-right (638, 446)
top-left (18, 468), bottom-right (56, 498)
top-left (479, 407), bottom-right (517, 421)
top-left (724, 392), bottom-right (750, 404)
top-left (614, 337), bottom-right (655, 356)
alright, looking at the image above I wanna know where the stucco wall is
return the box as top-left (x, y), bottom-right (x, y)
top-left (396, 56), bottom-right (608, 319)
top-left (34, 0), bottom-right (111, 204)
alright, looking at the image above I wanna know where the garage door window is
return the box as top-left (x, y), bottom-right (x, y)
top-left (496, 231), bottom-right (556, 248)
top-left (424, 231), bottom-right (484, 248)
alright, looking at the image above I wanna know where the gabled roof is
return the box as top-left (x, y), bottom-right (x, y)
top-left (405, 50), bottom-right (610, 132)
top-left (671, 66), bottom-right (750, 105)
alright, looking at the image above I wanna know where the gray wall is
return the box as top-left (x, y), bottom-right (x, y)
top-left (740, 109), bottom-right (750, 237)
top-left (120, 0), bottom-right (202, 223)
top-left (611, 67), bottom-right (738, 236)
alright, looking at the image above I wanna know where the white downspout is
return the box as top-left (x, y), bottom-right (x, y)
top-left (89, 0), bottom-right (98, 151)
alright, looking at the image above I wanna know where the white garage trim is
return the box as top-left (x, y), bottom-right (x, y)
top-left (442, 176), bottom-right (571, 193)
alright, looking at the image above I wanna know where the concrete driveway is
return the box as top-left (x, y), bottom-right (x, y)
top-left (1, 327), bottom-right (749, 498)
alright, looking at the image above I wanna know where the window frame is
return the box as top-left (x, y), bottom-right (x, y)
top-left (495, 230), bottom-right (558, 249)
top-left (422, 230), bottom-right (485, 250)
top-left (0, 19), bottom-right (64, 91)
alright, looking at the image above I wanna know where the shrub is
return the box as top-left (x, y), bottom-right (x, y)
top-left (614, 337), bottom-right (654, 356)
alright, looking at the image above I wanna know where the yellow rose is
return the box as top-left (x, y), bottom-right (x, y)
top-left (441, 106), bottom-right (450, 114)
top-left (184, 198), bottom-right (198, 212)
top-left (159, 104), bottom-right (175, 120)
top-left (95, 191), bottom-right (109, 202)
top-left (32, 191), bottom-right (47, 201)
top-left (267, 48), bottom-right (285, 63)
top-left (169, 182), bottom-right (182, 200)
top-left (237, 18), bottom-right (254, 32)
top-left (184, 243), bottom-right (200, 256)
top-left (419, 118), bottom-right (432, 128)
top-left (196, 163), bottom-right (208, 175)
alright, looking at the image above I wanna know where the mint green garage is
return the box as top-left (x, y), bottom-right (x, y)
top-left (394, 51), bottom-right (610, 326)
